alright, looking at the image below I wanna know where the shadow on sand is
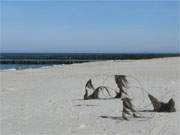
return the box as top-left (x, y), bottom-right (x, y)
top-left (99, 115), bottom-right (124, 121)
top-left (74, 97), bottom-right (119, 101)
top-left (75, 104), bottom-right (98, 107)
top-left (99, 114), bottom-right (154, 121)
top-left (137, 109), bottom-right (154, 112)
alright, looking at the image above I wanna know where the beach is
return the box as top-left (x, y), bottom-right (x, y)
top-left (1, 57), bottom-right (180, 135)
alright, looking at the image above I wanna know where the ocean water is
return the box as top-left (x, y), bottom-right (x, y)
top-left (0, 64), bottom-right (53, 71)
top-left (0, 53), bottom-right (179, 70)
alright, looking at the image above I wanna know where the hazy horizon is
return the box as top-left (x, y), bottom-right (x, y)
top-left (0, 52), bottom-right (179, 54)
top-left (1, 1), bottom-right (179, 53)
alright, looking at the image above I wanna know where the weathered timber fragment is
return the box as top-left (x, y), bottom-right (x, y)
top-left (148, 93), bottom-right (176, 112)
top-left (122, 97), bottom-right (140, 120)
top-left (114, 75), bottom-right (128, 98)
top-left (85, 79), bottom-right (95, 90)
top-left (84, 79), bottom-right (110, 100)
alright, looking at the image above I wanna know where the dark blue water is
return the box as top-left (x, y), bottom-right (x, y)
top-left (0, 53), bottom-right (179, 70)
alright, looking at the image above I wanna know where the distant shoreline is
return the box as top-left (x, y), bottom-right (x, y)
top-left (0, 53), bottom-right (179, 65)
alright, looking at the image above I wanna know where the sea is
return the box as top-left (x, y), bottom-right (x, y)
top-left (0, 53), bottom-right (179, 71)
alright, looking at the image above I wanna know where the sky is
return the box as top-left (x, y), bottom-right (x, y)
top-left (1, 0), bottom-right (179, 53)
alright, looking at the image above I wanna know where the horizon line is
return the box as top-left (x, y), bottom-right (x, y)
top-left (0, 52), bottom-right (179, 54)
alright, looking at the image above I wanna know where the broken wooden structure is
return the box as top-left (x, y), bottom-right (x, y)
top-left (148, 93), bottom-right (176, 112)
top-left (122, 97), bottom-right (140, 120)
top-left (84, 79), bottom-right (110, 100)
top-left (114, 75), bottom-right (128, 98)
top-left (83, 75), bottom-right (176, 117)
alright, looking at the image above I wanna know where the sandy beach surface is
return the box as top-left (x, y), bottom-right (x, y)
top-left (0, 57), bottom-right (180, 135)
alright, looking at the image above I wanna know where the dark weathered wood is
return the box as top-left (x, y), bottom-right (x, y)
top-left (85, 79), bottom-right (95, 90)
top-left (114, 75), bottom-right (128, 98)
top-left (122, 97), bottom-right (140, 120)
top-left (148, 94), bottom-right (176, 112)
top-left (84, 79), bottom-right (111, 100)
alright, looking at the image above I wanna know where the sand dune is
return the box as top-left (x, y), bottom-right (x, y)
top-left (1, 57), bottom-right (180, 135)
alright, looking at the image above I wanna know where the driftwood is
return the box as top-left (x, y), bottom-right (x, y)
top-left (148, 93), bottom-right (176, 112)
top-left (114, 75), bottom-right (128, 98)
top-left (85, 79), bottom-right (95, 90)
top-left (84, 79), bottom-right (111, 100)
top-left (122, 97), bottom-right (140, 120)
top-left (84, 75), bottom-right (128, 99)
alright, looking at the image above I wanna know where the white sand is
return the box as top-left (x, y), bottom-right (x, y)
top-left (0, 57), bottom-right (180, 135)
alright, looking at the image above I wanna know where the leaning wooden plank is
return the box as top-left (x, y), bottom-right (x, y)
top-left (114, 75), bottom-right (128, 98)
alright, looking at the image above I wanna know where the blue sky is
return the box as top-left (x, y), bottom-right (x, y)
top-left (1, 1), bottom-right (179, 53)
